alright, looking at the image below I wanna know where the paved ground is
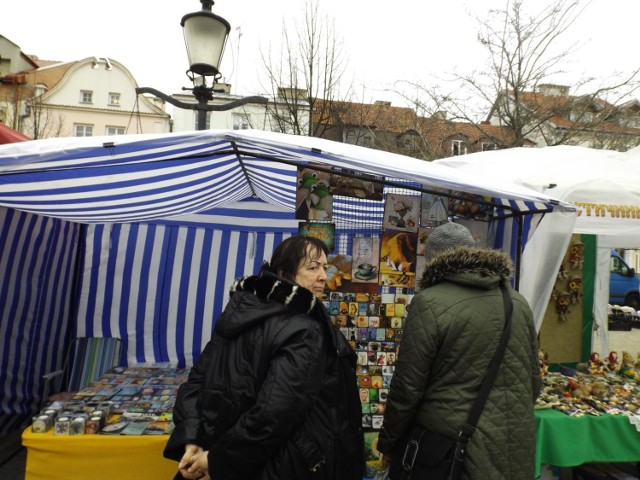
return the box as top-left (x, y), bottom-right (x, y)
top-left (0, 430), bottom-right (25, 480)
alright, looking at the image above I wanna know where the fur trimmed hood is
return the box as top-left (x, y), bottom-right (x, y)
top-left (230, 272), bottom-right (317, 315)
top-left (419, 246), bottom-right (513, 290)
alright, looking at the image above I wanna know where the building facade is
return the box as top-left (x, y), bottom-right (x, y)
top-left (0, 35), bottom-right (171, 139)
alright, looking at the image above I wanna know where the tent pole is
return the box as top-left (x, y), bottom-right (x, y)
top-left (515, 213), bottom-right (523, 290)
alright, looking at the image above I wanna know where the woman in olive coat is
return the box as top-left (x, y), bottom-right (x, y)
top-left (378, 222), bottom-right (541, 480)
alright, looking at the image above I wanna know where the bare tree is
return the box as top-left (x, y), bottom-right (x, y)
top-left (0, 73), bottom-right (64, 139)
top-left (396, 0), bottom-right (640, 149)
top-left (260, 0), bottom-right (349, 137)
top-left (27, 95), bottom-right (65, 139)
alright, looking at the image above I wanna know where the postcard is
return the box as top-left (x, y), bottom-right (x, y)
top-left (330, 167), bottom-right (384, 200)
top-left (295, 166), bottom-right (333, 221)
top-left (298, 221), bottom-right (335, 251)
top-left (382, 194), bottom-right (420, 232)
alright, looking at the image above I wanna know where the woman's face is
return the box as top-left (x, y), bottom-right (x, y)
top-left (294, 245), bottom-right (328, 299)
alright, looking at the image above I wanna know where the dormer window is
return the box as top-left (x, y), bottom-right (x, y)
top-left (345, 127), bottom-right (375, 148)
top-left (80, 90), bottom-right (93, 104)
top-left (452, 140), bottom-right (467, 156)
top-left (481, 142), bottom-right (495, 152)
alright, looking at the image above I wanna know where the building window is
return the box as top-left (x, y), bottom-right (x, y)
top-left (74, 124), bottom-right (93, 137)
top-left (109, 93), bottom-right (121, 106)
top-left (106, 126), bottom-right (125, 135)
top-left (451, 140), bottom-right (467, 156)
top-left (403, 136), bottom-right (416, 151)
top-left (80, 90), bottom-right (93, 104)
top-left (233, 113), bottom-right (251, 130)
top-left (481, 142), bottom-right (495, 151)
top-left (345, 127), bottom-right (375, 148)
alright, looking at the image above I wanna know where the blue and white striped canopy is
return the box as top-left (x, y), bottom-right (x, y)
top-left (0, 129), bottom-right (574, 224)
top-left (0, 129), bottom-right (579, 435)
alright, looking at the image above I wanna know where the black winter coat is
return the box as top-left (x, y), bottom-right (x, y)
top-left (164, 273), bottom-right (365, 480)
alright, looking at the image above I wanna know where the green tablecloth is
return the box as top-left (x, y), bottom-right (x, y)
top-left (535, 409), bottom-right (640, 477)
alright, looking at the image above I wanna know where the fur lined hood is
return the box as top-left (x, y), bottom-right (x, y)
top-left (419, 246), bottom-right (513, 290)
top-left (230, 272), bottom-right (317, 315)
top-left (216, 271), bottom-right (331, 340)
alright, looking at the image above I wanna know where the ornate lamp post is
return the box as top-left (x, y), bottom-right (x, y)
top-left (136, 0), bottom-right (267, 130)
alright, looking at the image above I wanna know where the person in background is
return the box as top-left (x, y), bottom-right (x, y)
top-left (377, 222), bottom-right (541, 480)
top-left (164, 235), bottom-right (364, 480)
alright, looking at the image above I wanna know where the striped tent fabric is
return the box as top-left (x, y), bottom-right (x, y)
top-left (0, 130), bottom-right (577, 434)
top-left (0, 208), bottom-right (79, 433)
top-left (0, 130), bottom-right (566, 224)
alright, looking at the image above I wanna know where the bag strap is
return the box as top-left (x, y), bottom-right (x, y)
top-left (458, 281), bottom-right (513, 442)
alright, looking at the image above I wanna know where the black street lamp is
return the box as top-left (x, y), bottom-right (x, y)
top-left (136, 0), bottom-right (267, 131)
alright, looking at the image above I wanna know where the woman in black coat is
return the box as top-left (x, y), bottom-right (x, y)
top-left (164, 236), bottom-right (364, 480)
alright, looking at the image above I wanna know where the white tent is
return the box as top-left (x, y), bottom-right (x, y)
top-left (435, 144), bottom-right (640, 354)
top-left (0, 129), bottom-right (578, 433)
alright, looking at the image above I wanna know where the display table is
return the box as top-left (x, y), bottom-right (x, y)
top-left (535, 409), bottom-right (640, 478)
top-left (22, 428), bottom-right (178, 480)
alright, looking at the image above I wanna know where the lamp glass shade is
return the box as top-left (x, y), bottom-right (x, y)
top-left (181, 10), bottom-right (231, 77)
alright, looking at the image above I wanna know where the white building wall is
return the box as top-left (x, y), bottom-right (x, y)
top-left (170, 91), bottom-right (310, 134)
top-left (24, 58), bottom-right (171, 138)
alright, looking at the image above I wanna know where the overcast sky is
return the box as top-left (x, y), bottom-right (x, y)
top-left (3, 0), bottom-right (639, 107)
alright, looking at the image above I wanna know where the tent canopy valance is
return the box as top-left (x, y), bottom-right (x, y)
top-left (0, 129), bottom-right (575, 225)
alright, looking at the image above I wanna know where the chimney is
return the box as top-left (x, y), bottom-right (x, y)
top-left (277, 87), bottom-right (308, 100)
top-left (537, 84), bottom-right (570, 97)
top-left (213, 83), bottom-right (232, 94)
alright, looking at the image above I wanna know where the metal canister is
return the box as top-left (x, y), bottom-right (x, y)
top-left (43, 408), bottom-right (58, 419)
top-left (85, 416), bottom-right (101, 434)
top-left (32, 415), bottom-right (52, 433)
top-left (69, 416), bottom-right (85, 436)
top-left (96, 402), bottom-right (112, 416)
top-left (89, 410), bottom-right (106, 429)
top-left (54, 416), bottom-right (70, 435)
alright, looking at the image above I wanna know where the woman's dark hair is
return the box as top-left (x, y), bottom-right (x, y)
top-left (262, 235), bottom-right (328, 281)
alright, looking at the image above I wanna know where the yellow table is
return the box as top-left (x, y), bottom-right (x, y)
top-left (22, 428), bottom-right (178, 480)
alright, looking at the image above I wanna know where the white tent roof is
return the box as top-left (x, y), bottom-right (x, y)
top-left (435, 145), bottom-right (640, 245)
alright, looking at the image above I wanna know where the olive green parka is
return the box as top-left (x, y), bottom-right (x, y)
top-left (377, 246), bottom-right (541, 480)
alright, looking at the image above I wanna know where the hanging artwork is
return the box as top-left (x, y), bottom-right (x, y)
top-left (420, 189), bottom-right (449, 227)
top-left (352, 237), bottom-right (380, 284)
top-left (448, 191), bottom-right (492, 221)
top-left (330, 167), bottom-right (384, 200)
top-left (295, 166), bottom-right (333, 221)
top-left (382, 194), bottom-right (420, 232)
top-left (298, 222), bottom-right (335, 252)
top-left (324, 254), bottom-right (353, 292)
top-left (379, 231), bottom-right (417, 288)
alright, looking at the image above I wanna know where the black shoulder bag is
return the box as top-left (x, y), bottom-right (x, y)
top-left (389, 282), bottom-right (513, 480)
